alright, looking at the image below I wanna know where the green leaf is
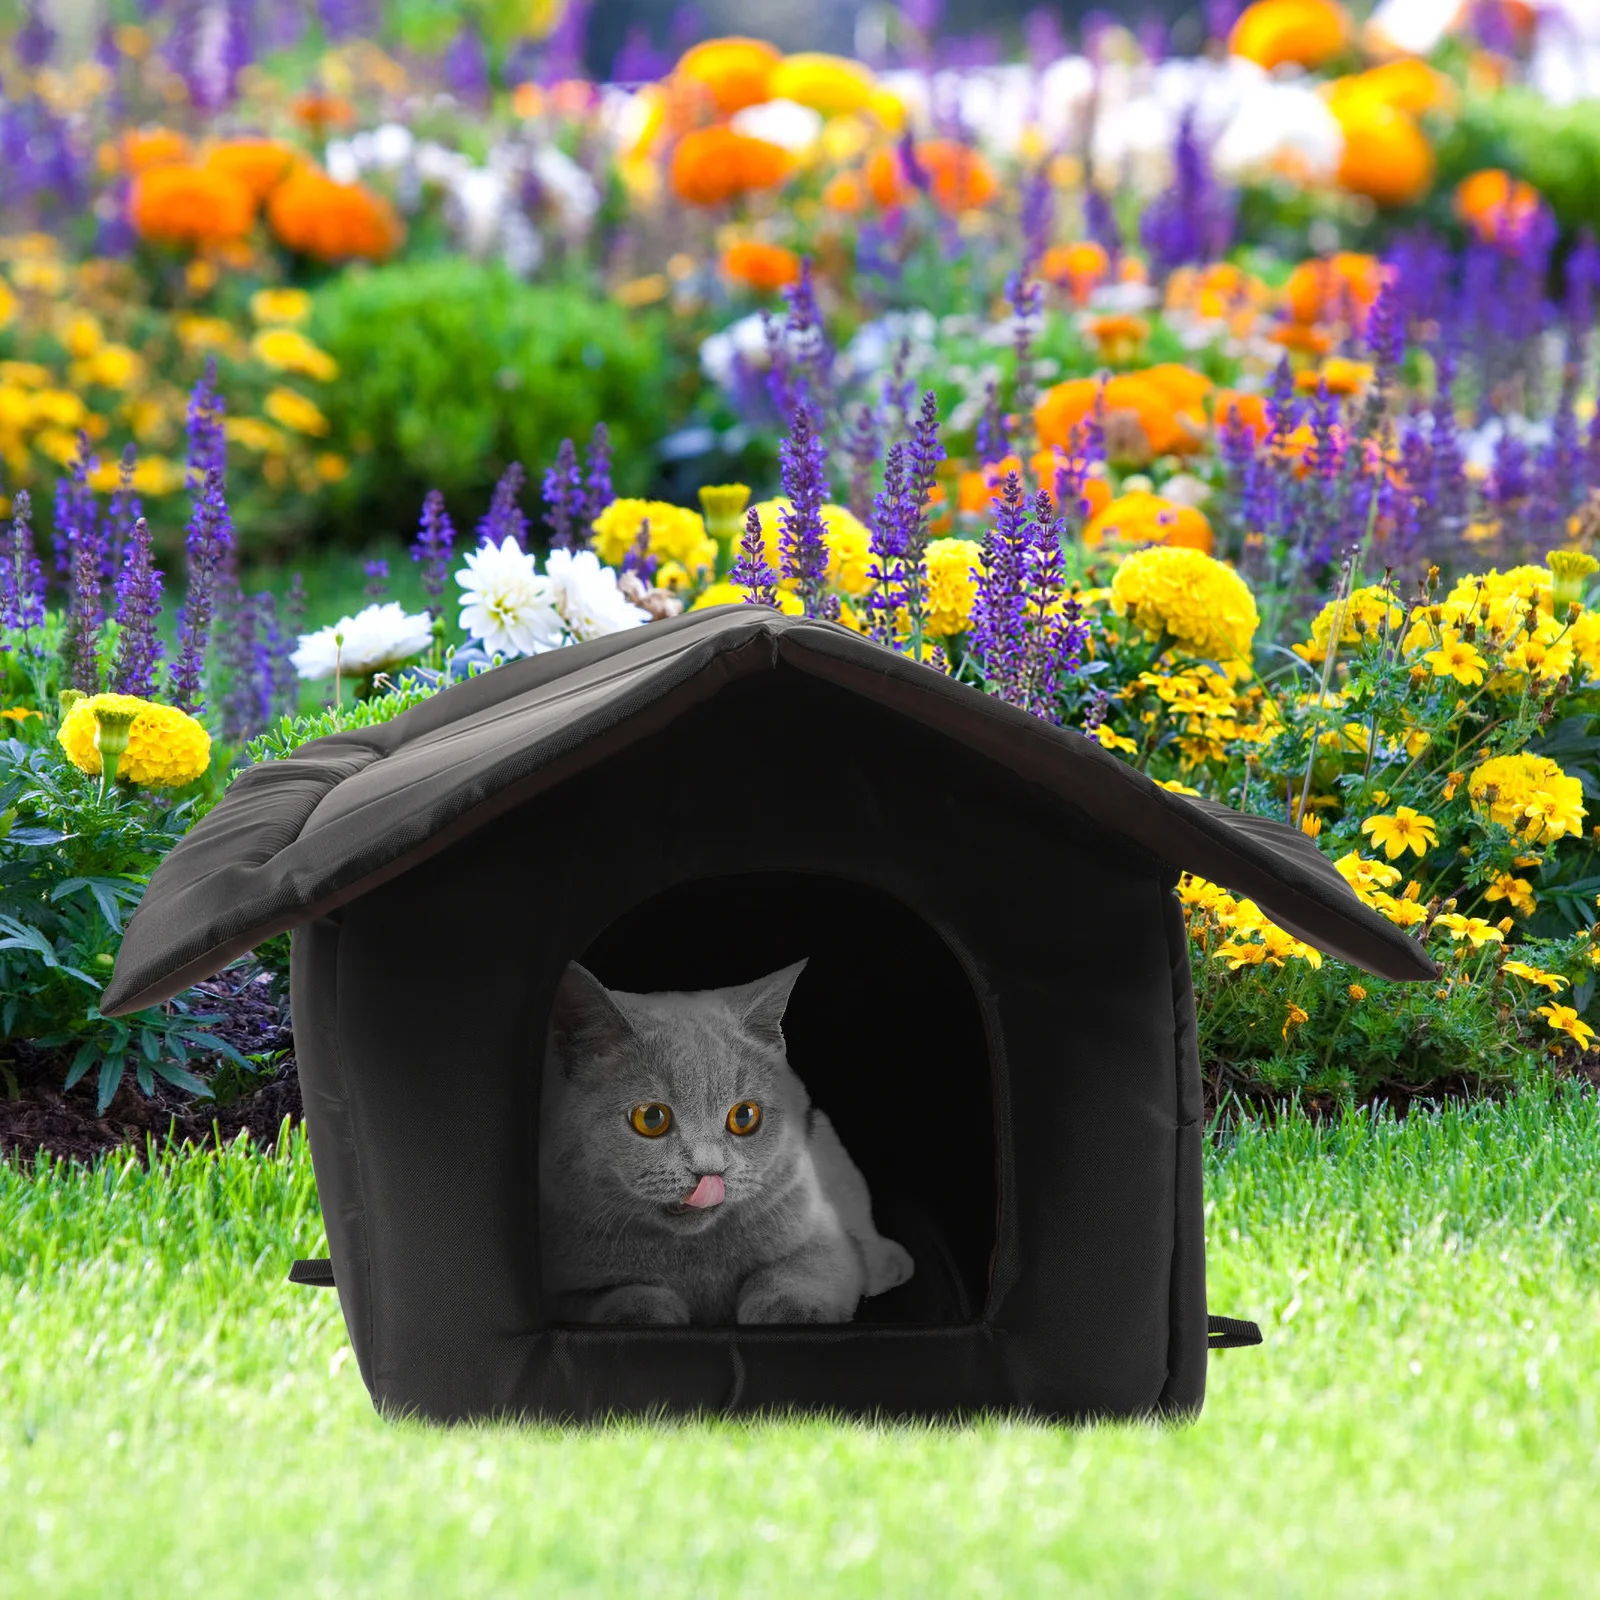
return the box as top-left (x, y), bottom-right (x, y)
top-left (95, 1054), bottom-right (125, 1115)
top-left (63, 1041), bottom-right (98, 1091)
top-left (149, 1059), bottom-right (212, 1098)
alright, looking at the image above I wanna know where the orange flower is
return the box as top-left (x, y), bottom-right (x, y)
top-left (1329, 91), bottom-right (1433, 209)
top-left (103, 126), bottom-right (190, 174)
top-left (1086, 313), bottom-right (1149, 363)
top-left (1030, 450), bottom-right (1114, 517)
top-left (675, 37), bottom-right (780, 116)
top-left (1085, 491), bottom-right (1214, 553)
top-left (1214, 389), bottom-right (1269, 439)
top-left (821, 171), bottom-right (865, 212)
top-left (130, 164), bottom-right (256, 250)
top-left (1040, 240), bottom-right (1110, 304)
top-left (1229, 0), bottom-right (1349, 70)
top-left (1284, 252), bottom-right (1382, 326)
top-left (670, 126), bottom-right (791, 206)
top-left (1035, 369), bottom-right (1211, 462)
top-left (865, 140), bottom-right (997, 213)
top-left (266, 167), bottom-right (403, 262)
top-left (1455, 169), bottom-right (1543, 245)
top-left (957, 455), bottom-right (1025, 515)
top-left (1336, 59), bottom-right (1456, 117)
top-left (203, 139), bottom-right (300, 203)
top-left (1272, 321), bottom-right (1335, 358)
top-left (721, 240), bottom-right (803, 291)
top-left (291, 90), bottom-right (356, 133)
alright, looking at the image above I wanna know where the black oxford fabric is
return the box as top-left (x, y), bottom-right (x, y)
top-left (105, 607), bottom-right (1435, 1423)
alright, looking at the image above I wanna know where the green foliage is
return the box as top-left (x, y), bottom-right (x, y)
top-left (242, 678), bottom-right (442, 767)
top-left (3, 1092), bottom-right (1598, 1596)
top-left (0, 730), bottom-right (252, 1112)
top-left (309, 260), bottom-right (674, 540)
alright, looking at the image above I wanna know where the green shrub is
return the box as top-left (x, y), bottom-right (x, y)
top-left (310, 260), bottom-right (674, 541)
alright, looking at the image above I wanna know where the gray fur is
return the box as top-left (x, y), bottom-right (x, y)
top-left (538, 959), bottom-right (914, 1325)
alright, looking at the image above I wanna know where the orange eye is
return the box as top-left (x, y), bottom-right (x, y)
top-left (727, 1100), bottom-right (762, 1136)
top-left (629, 1103), bottom-right (673, 1137)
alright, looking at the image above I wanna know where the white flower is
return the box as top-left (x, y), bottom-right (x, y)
top-left (291, 602), bottom-right (433, 681)
top-left (456, 537), bottom-right (564, 658)
top-left (545, 548), bottom-right (651, 643)
top-left (730, 98), bottom-right (824, 153)
top-left (531, 145), bottom-right (601, 228)
top-left (1365, 0), bottom-right (1463, 58)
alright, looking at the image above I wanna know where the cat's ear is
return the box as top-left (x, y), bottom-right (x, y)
top-left (548, 962), bottom-right (635, 1078)
top-left (728, 958), bottom-right (809, 1048)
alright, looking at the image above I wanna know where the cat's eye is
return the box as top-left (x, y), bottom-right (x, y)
top-left (629, 1103), bottom-right (673, 1137)
top-left (727, 1101), bottom-right (762, 1136)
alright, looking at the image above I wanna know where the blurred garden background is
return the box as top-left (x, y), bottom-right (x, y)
top-left (3, 1), bottom-right (1600, 1592)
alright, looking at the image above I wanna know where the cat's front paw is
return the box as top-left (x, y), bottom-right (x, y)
top-left (588, 1284), bottom-right (693, 1325)
top-left (736, 1289), bottom-right (851, 1325)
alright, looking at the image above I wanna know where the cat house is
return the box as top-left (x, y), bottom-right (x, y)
top-left (103, 606), bottom-right (1436, 1424)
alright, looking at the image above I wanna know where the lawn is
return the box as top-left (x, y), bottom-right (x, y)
top-left (3, 1086), bottom-right (1597, 1599)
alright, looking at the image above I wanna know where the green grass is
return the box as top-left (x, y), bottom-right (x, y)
top-left (3, 1085), bottom-right (1598, 1598)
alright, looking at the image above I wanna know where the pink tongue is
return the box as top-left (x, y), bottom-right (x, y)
top-left (682, 1173), bottom-right (725, 1209)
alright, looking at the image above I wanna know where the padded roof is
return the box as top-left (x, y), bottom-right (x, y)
top-left (102, 606), bottom-right (1435, 1015)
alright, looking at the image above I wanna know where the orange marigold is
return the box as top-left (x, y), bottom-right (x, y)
top-left (721, 240), bottom-right (803, 291)
top-left (670, 126), bottom-right (791, 206)
top-left (1039, 240), bottom-right (1110, 305)
top-left (1229, 0), bottom-right (1349, 70)
top-left (1455, 168), bottom-right (1543, 245)
top-left (104, 126), bottom-right (191, 174)
top-left (1034, 369), bottom-right (1210, 462)
top-left (675, 37), bottom-right (781, 116)
top-left (864, 140), bottom-right (998, 213)
top-left (203, 139), bottom-right (300, 203)
top-left (821, 171), bottom-right (866, 212)
top-left (130, 164), bottom-right (256, 250)
top-left (1329, 91), bottom-right (1433, 209)
top-left (1214, 389), bottom-right (1269, 439)
top-left (266, 166), bottom-right (403, 262)
top-left (291, 91), bottom-right (356, 132)
top-left (1085, 491), bottom-right (1214, 554)
top-left (1283, 252), bottom-right (1382, 326)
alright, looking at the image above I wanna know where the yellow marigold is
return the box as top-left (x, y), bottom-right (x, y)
top-left (1424, 631), bottom-right (1487, 685)
top-left (592, 498), bottom-right (716, 579)
top-left (1501, 959), bottom-right (1565, 992)
top-left (1360, 807), bottom-right (1438, 860)
top-left (1229, 0), bottom-right (1348, 69)
top-left (692, 581), bottom-right (803, 615)
top-left (1294, 584), bottom-right (1406, 664)
top-left (1484, 873), bottom-right (1536, 916)
top-left (675, 37), bottom-right (781, 116)
top-left (263, 388), bottom-right (329, 436)
top-left (924, 537), bottom-right (983, 637)
top-left (1468, 753), bottom-right (1587, 844)
top-left (73, 343), bottom-right (143, 391)
top-left (1547, 548), bottom-right (1598, 609)
top-left (57, 694), bottom-right (211, 788)
top-left (1534, 1004), bottom-right (1596, 1050)
top-left (85, 454), bottom-right (184, 496)
top-left (1432, 913), bottom-right (1504, 948)
top-left (769, 53), bottom-right (876, 117)
top-left (250, 287), bottom-right (313, 325)
top-left (1109, 546), bottom-right (1259, 664)
top-left (224, 417), bottom-right (288, 453)
top-left (175, 314), bottom-right (239, 353)
top-left (250, 327), bottom-right (338, 381)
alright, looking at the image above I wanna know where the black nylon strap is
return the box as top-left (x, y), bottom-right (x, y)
top-left (289, 1258), bottom-right (336, 1288)
top-left (1207, 1314), bottom-right (1262, 1349)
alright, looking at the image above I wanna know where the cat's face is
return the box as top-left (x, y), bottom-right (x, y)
top-left (541, 960), bottom-right (811, 1234)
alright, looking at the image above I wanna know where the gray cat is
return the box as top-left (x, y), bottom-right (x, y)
top-left (538, 958), bottom-right (914, 1325)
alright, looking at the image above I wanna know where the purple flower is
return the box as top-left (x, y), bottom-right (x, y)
top-left (0, 491), bottom-right (46, 637)
top-left (620, 519), bottom-right (657, 584)
top-left (106, 444), bottom-right (143, 577)
top-left (1084, 187), bottom-right (1121, 266)
top-left (109, 517), bottom-right (165, 699)
top-left (976, 378), bottom-right (1010, 466)
top-left (262, 589), bottom-right (298, 719)
top-left (777, 405), bottom-right (834, 619)
top-left (52, 432), bottom-right (99, 581)
top-left (411, 489), bottom-right (455, 612)
top-left (444, 24), bottom-right (491, 104)
top-left (844, 402), bottom-right (881, 523)
top-left (583, 422), bottom-right (612, 538)
top-left (970, 471), bottom-right (1031, 704)
top-left (1138, 108), bottom-right (1234, 278)
top-left (364, 558), bottom-right (390, 601)
top-left (219, 588), bottom-right (278, 742)
top-left (898, 390), bottom-right (946, 646)
top-left (186, 359), bottom-right (227, 484)
top-left (1020, 167), bottom-right (1054, 277)
top-left (867, 442), bottom-right (912, 645)
top-left (478, 462), bottom-right (529, 550)
top-left (730, 506), bottom-right (780, 608)
top-left (781, 258), bottom-right (832, 420)
top-left (168, 466), bottom-right (234, 715)
top-left (1006, 272), bottom-right (1043, 453)
top-left (62, 539), bottom-right (104, 695)
top-left (539, 0), bottom-right (592, 83)
top-left (543, 439), bottom-right (585, 550)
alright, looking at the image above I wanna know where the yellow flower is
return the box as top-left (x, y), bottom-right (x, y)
top-left (249, 287), bottom-right (313, 324)
top-left (263, 387), bottom-right (330, 436)
top-left (591, 498), bottom-right (717, 580)
top-left (1109, 546), bottom-right (1259, 663)
top-left (1359, 806), bottom-right (1438, 860)
top-left (1547, 548), bottom-right (1598, 609)
top-left (743, 500), bottom-right (877, 597)
top-left (1370, 892), bottom-right (1430, 928)
top-left (1347, 984), bottom-right (1367, 1000)
top-left (87, 454), bottom-right (185, 496)
top-left (691, 581), bottom-right (803, 615)
top-left (1432, 913), bottom-right (1504, 948)
top-left (768, 52), bottom-right (876, 117)
top-left (1469, 754), bottom-right (1586, 844)
top-left (223, 417), bottom-right (288, 453)
top-left (250, 327), bottom-right (338, 381)
top-left (1533, 1003), bottom-right (1597, 1050)
top-left (314, 452), bottom-right (348, 483)
top-left (1281, 1002), bottom-right (1309, 1041)
top-left (56, 694), bottom-right (211, 787)
top-left (74, 343), bottom-right (143, 391)
top-left (1484, 873), bottom-right (1536, 916)
top-left (2, 706), bottom-right (41, 722)
top-left (924, 537), bottom-right (983, 637)
top-left (1158, 778), bottom-right (1202, 796)
top-left (1424, 631), bottom-right (1487, 685)
top-left (61, 312), bottom-right (104, 358)
top-left (1334, 852), bottom-right (1403, 899)
top-left (1501, 959), bottom-right (1566, 993)
top-left (0, 360), bottom-right (51, 388)
top-left (1292, 584), bottom-right (1404, 664)
top-left (175, 314), bottom-right (239, 353)
top-left (1092, 723), bottom-right (1139, 754)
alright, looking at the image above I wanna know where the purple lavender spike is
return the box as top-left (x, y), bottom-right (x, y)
top-left (262, 589), bottom-right (298, 719)
top-left (899, 390), bottom-right (946, 649)
top-left (411, 489), bottom-right (456, 613)
top-left (1084, 187), bottom-right (1121, 266)
top-left (444, 23), bottom-right (491, 104)
top-left (730, 506), bottom-right (780, 608)
top-left (168, 466), bottom-right (234, 715)
top-left (15, 2), bottom-right (55, 67)
top-left (620, 520), bottom-right (657, 584)
top-left (542, 440), bottom-right (584, 550)
top-left (976, 379), bottom-right (1010, 467)
top-left (0, 491), bottom-right (46, 637)
top-left (867, 442), bottom-right (912, 646)
top-left (1020, 167), bottom-right (1054, 277)
top-left (582, 423), bottom-right (612, 543)
top-left (844, 403), bottom-right (881, 524)
top-left (62, 540), bottom-right (104, 695)
top-left (970, 471), bottom-right (1031, 705)
top-left (782, 258), bottom-right (832, 420)
top-left (109, 517), bottom-right (165, 698)
top-left (186, 359), bottom-right (227, 484)
top-left (364, 558), bottom-right (390, 601)
top-left (777, 405), bottom-right (833, 618)
top-left (478, 462), bottom-right (529, 550)
top-left (1138, 107), bottom-right (1235, 279)
top-left (1007, 272), bottom-right (1043, 453)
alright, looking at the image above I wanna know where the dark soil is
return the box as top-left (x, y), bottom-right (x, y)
top-left (0, 965), bottom-right (302, 1167)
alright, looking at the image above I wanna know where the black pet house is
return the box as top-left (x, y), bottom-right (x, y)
top-left (104, 606), bottom-right (1435, 1423)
